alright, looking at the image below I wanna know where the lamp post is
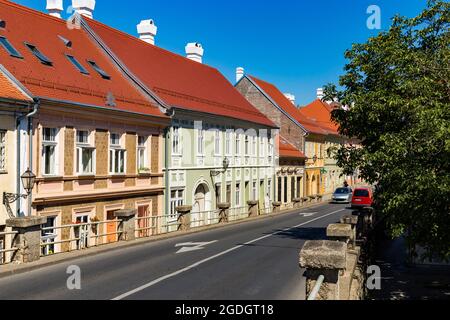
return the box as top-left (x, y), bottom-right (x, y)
top-left (3, 168), bottom-right (36, 218)
top-left (210, 157), bottom-right (230, 177)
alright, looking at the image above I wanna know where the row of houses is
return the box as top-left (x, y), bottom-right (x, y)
top-left (0, 0), bottom-right (360, 256)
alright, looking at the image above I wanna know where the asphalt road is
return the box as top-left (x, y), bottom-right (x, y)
top-left (0, 203), bottom-right (351, 300)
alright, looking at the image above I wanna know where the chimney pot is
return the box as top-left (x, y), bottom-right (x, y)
top-left (284, 93), bottom-right (296, 105)
top-left (317, 88), bottom-right (325, 100)
top-left (72, 0), bottom-right (96, 19)
top-left (236, 67), bottom-right (245, 83)
top-left (46, 0), bottom-right (63, 18)
top-left (185, 42), bottom-right (204, 64)
top-left (137, 19), bottom-right (158, 45)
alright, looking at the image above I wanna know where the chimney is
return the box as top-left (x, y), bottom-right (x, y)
top-left (72, 0), bottom-right (96, 19)
top-left (317, 88), bottom-right (324, 100)
top-left (46, 0), bottom-right (63, 18)
top-left (137, 19), bottom-right (158, 45)
top-left (284, 93), bottom-right (296, 105)
top-left (185, 43), bottom-right (204, 63)
top-left (236, 67), bottom-right (245, 83)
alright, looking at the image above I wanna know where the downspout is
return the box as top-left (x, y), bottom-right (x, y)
top-left (27, 99), bottom-right (39, 216)
top-left (16, 98), bottom-right (39, 217)
top-left (164, 126), bottom-right (170, 216)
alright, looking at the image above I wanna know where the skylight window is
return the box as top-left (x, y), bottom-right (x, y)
top-left (66, 55), bottom-right (89, 75)
top-left (0, 36), bottom-right (23, 58)
top-left (25, 43), bottom-right (53, 66)
top-left (87, 60), bottom-right (110, 79)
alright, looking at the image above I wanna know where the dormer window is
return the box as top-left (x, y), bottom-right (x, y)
top-left (0, 36), bottom-right (22, 58)
top-left (87, 60), bottom-right (110, 79)
top-left (25, 43), bottom-right (52, 65)
top-left (66, 55), bottom-right (89, 75)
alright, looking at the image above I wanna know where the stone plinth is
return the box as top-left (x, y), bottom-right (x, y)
top-left (6, 216), bottom-right (48, 264)
top-left (272, 202), bottom-right (281, 213)
top-left (217, 203), bottom-right (230, 223)
top-left (327, 224), bottom-right (353, 243)
top-left (176, 206), bottom-right (192, 231)
top-left (114, 209), bottom-right (137, 241)
top-left (300, 240), bottom-right (347, 300)
top-left (247, 200), bottom-right (259, 218)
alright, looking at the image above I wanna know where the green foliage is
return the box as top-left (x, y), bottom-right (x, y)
top-left (330, 0), bottom-right (450, 261)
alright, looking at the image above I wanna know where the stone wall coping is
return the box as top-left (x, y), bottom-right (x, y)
top-left (300, 240), bottom-right (347, 270)
top-left (217, 203), bottom-right (231, 210)
top-left (114, 209), bottom-right (137, 218)
top-left (327, 224), bottom-right (353, 238)
top-left (247, 200), bottom-right (258, 206)
top-left (340, 215), bottom-right (358, 225)
top-left (293, 198), bottom-right (302, 203)
top-left (176, 205), bottom-right (193, 214)
top-left (272, 201), bottom-right (282, 207)
top-left (6, 216), bottom-right (48, 228)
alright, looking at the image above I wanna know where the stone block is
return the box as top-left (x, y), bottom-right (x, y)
top-left (300, 240), bottom-right (347, 270)
top-left (327, 224), bottom-right (353, 241)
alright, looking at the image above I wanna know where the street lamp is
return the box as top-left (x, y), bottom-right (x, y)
top-left (3, 168), bottom-right (36, 218)
top-left (210, 157), bottom-right (230, 177)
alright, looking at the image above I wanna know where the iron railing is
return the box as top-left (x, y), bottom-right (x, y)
top-left (0, 231), bottom-right (19, 265)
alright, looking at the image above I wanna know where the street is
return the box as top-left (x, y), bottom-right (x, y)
top-left (0, 203), bottom-right (350, 300)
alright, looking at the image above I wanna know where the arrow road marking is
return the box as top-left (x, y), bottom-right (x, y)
top-left (175, 241), bottom-right (218, 254)
top-left (300, 212), bottom-right (318, 217)
top-left (112, 208), bottom-right (345, 300)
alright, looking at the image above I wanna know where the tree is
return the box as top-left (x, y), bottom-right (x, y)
top-left (330, 0), bottom-right (450, 261)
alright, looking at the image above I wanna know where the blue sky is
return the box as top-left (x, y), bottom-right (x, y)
top-left (14, 0), bottom-right (427, 105)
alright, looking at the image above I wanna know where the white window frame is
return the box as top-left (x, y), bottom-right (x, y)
top-left (235, 133), bottom-right (241, 156)
top-left (76, 130), bottom-right (95, 175)
top-left (214, 129), bottom-right (221, 156)
top-left (41, 215), bottom-right (58, 256)
top-left (42, 127), bottom-right (59, 176)
top-left (197, 128), bottom-right (205, 156)
top-left (172, 126), bottom-right (180, 155)
top-left (235, 183), bottom-right (241, 207)
top-left (225, 130), bottom-right (232, 156)
top-left (260, 136), bottom-right (265, 158)
top-left (244, 135), bottom-right (250, 156)
top-left (137, 135), bottom-right (149, 171)
top-left (109, 133), bottom-right (126, 175)
top-left (252, 181), bottom-right (257, 201)
top-left (170, 189), bottom-right (184, 221)
top-left (0, 130), bottom-right (6, 172)
top-left (252, 136), bottom-right (257, 157)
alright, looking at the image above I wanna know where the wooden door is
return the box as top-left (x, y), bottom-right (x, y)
top-left (106, 211), bottom-right (117, 243)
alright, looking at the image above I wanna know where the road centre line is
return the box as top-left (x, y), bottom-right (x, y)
top-left (111, 208), bottom-right (345, 300)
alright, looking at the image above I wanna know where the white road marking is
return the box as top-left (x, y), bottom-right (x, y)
top-left (112, 208), bottom-right (346, 300)
top-left (300, 212), bottom-right (318, 217)
top-left (175, 241), bottom-right (218, 254)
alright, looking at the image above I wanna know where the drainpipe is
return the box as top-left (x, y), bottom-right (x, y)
top-left (26, 99), bottom-right (39, 216)
top-left (164, 126), bottom-right (170, 216)
top-left (16, 98), bottom-right (39, 217)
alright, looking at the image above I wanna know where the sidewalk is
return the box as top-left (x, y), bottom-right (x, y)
top-left (369, 236), bottom-right (450, 300)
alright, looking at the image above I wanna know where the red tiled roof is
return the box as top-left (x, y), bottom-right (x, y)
top-left (299, 99), bottom-right (339, 134)
top-left (279, 136), bottom-right (306, 159)
top-left (84, 18), bottom-right (275, 127)
top-left (0, 69), bottom-right (31, 101)
top-left (0, 0), bottom-right (167, 117)
top-left (249, 76), bottom-right (338, 136)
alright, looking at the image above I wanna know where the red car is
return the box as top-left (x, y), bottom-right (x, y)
top-left (351, 188), bottom-right (373, 209)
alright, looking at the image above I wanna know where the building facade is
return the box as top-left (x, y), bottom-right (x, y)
top-left (0, 1), bottom-right (170, 255)
top-left (235, 74), bottom-right (307, 208)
